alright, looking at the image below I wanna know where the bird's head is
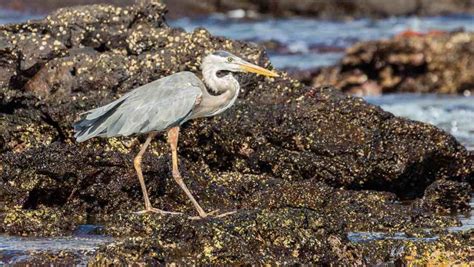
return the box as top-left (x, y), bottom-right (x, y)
top-left (202, 50), bottom-right (279, 78)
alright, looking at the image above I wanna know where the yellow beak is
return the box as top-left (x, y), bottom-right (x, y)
top-left (239, 62), bottom-right (280, 77)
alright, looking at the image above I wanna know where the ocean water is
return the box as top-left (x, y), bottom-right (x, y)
top-left (365, 94), bottom-right (474, 150)
top-left (348, 196), bottom-right (474, 243)
top-left (171, 14), bottom-right (474, 68)
top-left (0, 235), bottom-right (112, 265)
top-left (0, 8), bottom-right (40, 24)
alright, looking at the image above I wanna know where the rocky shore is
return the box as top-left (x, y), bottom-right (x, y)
top-left (312, 31), bottom-right (474, 95)
top-left (2, 0), bottom-right (474, 19)
top-left (181, 0), bottom-right (474, 19)
top-left (0, 0), bottom-right (473, 264)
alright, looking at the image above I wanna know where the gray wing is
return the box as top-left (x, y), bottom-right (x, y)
top-left (74, 72), bottom-right (203, 142)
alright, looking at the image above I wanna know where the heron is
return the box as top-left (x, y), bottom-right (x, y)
top-left (73, 51), bottom-right (279, 218)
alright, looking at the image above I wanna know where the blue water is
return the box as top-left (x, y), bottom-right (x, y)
top-left (171, 14), bottom-right (474, 68)
top-left (349, 196), bottom-right (474, 243)
top-left (0, 8), bottom-right (40, 24)
top-left (365, 94), bottom-right (474, 150)
top-left (348, 231), bottom-right (439, 243)
top-left (0, 235), bottom-right (112, 265)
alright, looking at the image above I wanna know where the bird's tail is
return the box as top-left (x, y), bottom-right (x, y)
top-left (73, 98), bottom-right (126, 142)
top-left (73, 116), bottom-right (103, 143)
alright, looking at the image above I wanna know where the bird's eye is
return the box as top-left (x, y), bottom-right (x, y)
top-left (227, 57), bottom-right (233, 63)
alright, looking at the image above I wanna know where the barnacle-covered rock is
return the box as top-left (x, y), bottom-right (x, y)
top-left (314, 31), bottom-right (474, 95)
top-left (419, 179), bottom-right (472, 213)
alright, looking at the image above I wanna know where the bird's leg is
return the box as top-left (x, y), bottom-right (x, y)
top-left (167, 127), bottom-right (210, 218)
top-left (133, 132), bottom-right (180, 215)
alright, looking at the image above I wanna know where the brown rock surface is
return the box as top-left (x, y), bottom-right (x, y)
top-left (420, 179), bottom-right (472, 213)
top-left (313, 31), bottom-right (474, 95)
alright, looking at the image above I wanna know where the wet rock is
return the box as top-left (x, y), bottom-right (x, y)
top-left (1, 0), bottom-right (134, 15)
top-left (91, 208), bottom-right (363, 265)
top-left (241, 180), bottom-right (459, 232)
top-left (0, 205), bottom-right (83, 236)
top-left (282, 67), bottom-right (321, 86)
top-left (0, 0), bottom-right (472, 264)
top-left (354, 230), bottom-right (473, 265)
top-left (0, 37), bottom-right (18, 89)
top-left (420, 179), bottom-right (472, 213)
top-left (314, 31), bottom-right (474, 95)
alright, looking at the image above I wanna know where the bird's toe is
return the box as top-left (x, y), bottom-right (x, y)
top-left (189, 209), bottom-right (237, 220)
top-left (150, 207), bottom-right (182, 215)
top-left (215, 210), bottom-right (237, 218)
top-left (133, 207), bottom-right (182, 215)
top-left (133, 209), bottom-right (149, 215)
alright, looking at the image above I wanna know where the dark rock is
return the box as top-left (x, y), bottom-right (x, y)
top-left (0, 0), bottom-right (134, 15)
top-left (420, 179), bottom-right (472, 213)
top-left (0, 0), bottom-right (472, 264)
top-left (314, 31), bottom-right (474, 95)
top-left (283, 67), bottom-right (321, 85)
top-left (0, 206), bottom-right (82, 236)
top-left (0, 37), bottom-right (18, 89)
top-left (353, 230), bottom-right (473, 265)
top-left (92, 208), bottom-right (363, 265)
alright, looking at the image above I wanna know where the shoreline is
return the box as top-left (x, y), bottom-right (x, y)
top-left (2, 0), bottom-right (474, 20)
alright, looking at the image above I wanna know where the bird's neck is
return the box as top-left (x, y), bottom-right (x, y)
top-left (202, 64), bottom-right (235, 93)
top-left (197, 65), bottom-right (240, 117)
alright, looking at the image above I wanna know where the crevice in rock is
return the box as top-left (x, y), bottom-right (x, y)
top-left (348, 153), bottom-right (449, 200)
top-left (93, 43), bottom-right (110, 53)
top-left (22, 187), bottom-right (71, 209)
top-left (40, 111), bottom-right (66, 142)
top-left (0, 98), bottom-right (27, 114)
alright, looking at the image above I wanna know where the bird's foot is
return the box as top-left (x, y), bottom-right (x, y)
top-left (134, 207), bottom-right (182, 215)
top-left (189, 209), bottom-right (237, 220)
